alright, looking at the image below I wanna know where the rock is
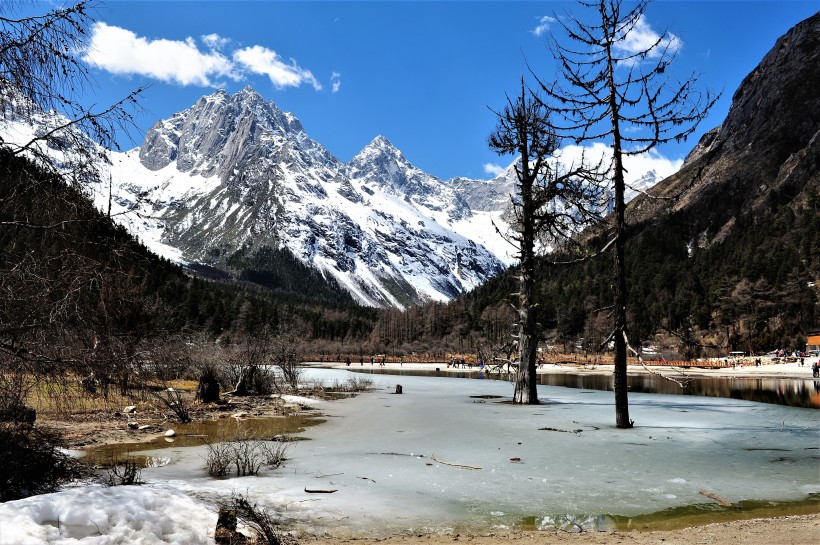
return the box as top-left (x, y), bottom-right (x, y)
top-left (164, 429), bottom-right (176, 437)
top-left (127, 422), bottom-right (139, 430)
top-left (138, 425), bottom-right (152, 431)
top-left (124, 406), bottom-right (137, 414)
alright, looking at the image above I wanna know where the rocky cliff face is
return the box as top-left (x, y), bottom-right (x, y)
top-left (111, 87), bottom-right (506, 308)
top-left (630, 12), bottom-right (820, 240)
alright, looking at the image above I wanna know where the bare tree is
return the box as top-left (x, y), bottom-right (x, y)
top-left (270, 323), bottom-right (304, 393)
top-left (536, 0), bottom-right (718, 427)
top-left (489, 80), bottom-right (606, 404)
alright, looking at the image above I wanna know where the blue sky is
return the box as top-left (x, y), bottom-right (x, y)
top-left (51, 1), bottom-right (819, 180)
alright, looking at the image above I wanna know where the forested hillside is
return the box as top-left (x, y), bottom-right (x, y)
top-left (0, 150), bottom-right (377, 371)
top-left (369, 13), bottom-right (820, 359)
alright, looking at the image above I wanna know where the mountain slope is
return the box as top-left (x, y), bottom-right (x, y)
top-left (108, 87), bottom-right (505, 308)
top-left (629, 13), bottom-right (820, 238)
top-left (405, 13), bottom-right (820, 356)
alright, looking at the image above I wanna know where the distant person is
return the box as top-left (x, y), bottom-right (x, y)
top-left (345, 356), bottom-right (350, 367)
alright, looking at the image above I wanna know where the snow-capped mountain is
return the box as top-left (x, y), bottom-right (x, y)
top-left (104, 87), bottom-right (506, 308)
top-left (1, 85), bottom-right (673, 308)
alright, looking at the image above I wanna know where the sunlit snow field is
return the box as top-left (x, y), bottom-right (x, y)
top-left (1, 369), bottom-right (818, 543)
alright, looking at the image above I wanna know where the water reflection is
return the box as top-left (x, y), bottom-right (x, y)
top-left (84, 415), bottom-right (324, 466)
top-left (351, 368), bottom-right (820, 408)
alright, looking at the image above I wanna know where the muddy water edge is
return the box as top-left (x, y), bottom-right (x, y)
top-left (83, 414), bottom-right (325, 467)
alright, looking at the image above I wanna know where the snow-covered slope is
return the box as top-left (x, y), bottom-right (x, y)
top-left (0, 86), bottom-right (674, 308)
top-left (104, 87), bottom-right (505, 308)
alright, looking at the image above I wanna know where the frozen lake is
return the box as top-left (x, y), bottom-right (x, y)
top-left (133, 369), bottom-right (820, 535)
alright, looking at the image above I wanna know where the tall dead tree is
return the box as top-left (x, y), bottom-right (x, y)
top-left (537, 0), bottom-right (718, 426)
top-left (489, 80), bottom-right (605, 404)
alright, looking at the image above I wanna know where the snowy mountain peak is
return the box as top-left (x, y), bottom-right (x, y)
top-left (100, 89), bottom-right (507, 308)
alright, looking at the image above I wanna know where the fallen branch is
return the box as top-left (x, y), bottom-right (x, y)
top-left (430, 453), bottom-right (481, 470)
top-left (304, 487), bottom-right (338, 494)
top-left (314, 471), bottom-right (343, 478)
top-left (538, 427), bottom-right (583, 434)
top-left (698, 489), bottom-right (732, 506)
top-left (357, 476), bottom-right (376, 483)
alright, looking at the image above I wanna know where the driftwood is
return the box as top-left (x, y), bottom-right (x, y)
top-left (304, 487), bottom-right (338, 493)
top-left (538, 427), bottom-right (583, 434)
top-left (430, 453), bottom-right (481, 470)
top-left (698, 489), bottom-right (733, 506)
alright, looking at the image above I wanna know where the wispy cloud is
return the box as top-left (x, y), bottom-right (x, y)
top-left (233, 45), bottom-right (321, 90)
top-left (614, 15), bottom-right (682, 59)
top-left (82, 22), bottom-right (324, 91)
top-left (331, 72), bottom-right (341, 93)
top-left (483, 163), bottom-right (506, 177)
top-left (201, 33), bottom-right (230, 50)
top-left (532, 15), bottom-right (556, 37)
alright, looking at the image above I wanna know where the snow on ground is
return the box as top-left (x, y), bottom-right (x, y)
top-left (0, 484), bottom-right (217, 545)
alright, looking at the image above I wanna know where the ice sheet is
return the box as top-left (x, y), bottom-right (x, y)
top-left (140, 369), bottom-right (820, 534)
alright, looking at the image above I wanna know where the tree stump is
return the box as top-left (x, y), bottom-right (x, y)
top-left (196, 373), bottom-right (220, 403)
top-left (395, 384), bottom-right (403, 394)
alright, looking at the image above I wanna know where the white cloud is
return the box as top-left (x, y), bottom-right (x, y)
top-left (554, 142), bottom-right (682, 187)
top-left (483, 162), bottom-right (506, 177)
top-left (201, 33), bottom-right (230, 50)
top-left (614, 15), bottom-right (682, 59)
top-left (233, 45), bottom-right (321, 90)
top-left (82, 23), bottom-right (237, 86)
top-left (532, 15), bottom-right (556, 37)
top-left (331, 72), bottom-right (341, 93)
top-left (82, 23), bottom-right (323, 92)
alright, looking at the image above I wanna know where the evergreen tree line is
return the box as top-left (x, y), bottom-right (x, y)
top-left (374, 187), bottom-right (820, 358)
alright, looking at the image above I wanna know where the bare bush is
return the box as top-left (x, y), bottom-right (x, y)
top-left (220, 493), bottom-right (290, 545)
top-left (152, 387), bottom-right (191, 423)
top-left (205, 435), bottom-right (289, 477)
top-left (0, 423), bottom-right (88, 501)
top-left (345, 376), bottom-right (373, 392)
top-left (106, 456), bottom-right (142, 486)
top-left (204, 441), bottom-right (234, 477)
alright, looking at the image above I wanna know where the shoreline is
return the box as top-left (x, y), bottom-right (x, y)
top-left (296, 513), bottom-right (820, 545)
top-left (304, 358), bottom-right (818, 381)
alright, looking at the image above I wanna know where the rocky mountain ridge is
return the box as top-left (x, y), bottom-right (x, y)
top-left (107, 86), bottom-right (508, 308)
top-left (629, 12), bottom-right (820, 241)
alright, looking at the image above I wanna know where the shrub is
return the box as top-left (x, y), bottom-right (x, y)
top-left (152, 387), bottom-right (192, 423)
top-left (0, 423), bottom-right (88, 501)
top-left (205, 436), bottom-right (289, 477)
top-left (106, 456), bottom-right (142, 486)
top-left (220, 493), bottom-right (290, 545)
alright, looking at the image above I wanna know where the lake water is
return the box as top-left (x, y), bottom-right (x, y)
top-left (347, 367), bottom-right (820, 408)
